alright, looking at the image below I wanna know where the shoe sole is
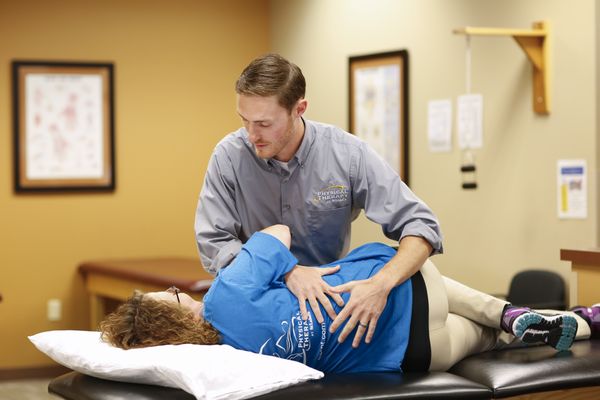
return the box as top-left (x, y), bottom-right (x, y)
top-left (514, 313), bottom-right (577, 351)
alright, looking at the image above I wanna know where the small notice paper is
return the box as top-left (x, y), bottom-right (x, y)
top-left (427, 99), bottom-right (452, 152)
top-left (457, 94), bottom-right (483, 149)
top-left (557, 159), bottom-right (587, 219)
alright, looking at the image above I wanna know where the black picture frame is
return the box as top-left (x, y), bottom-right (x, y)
top-left (349, 50), bottom-right (409, 184)
top-left (12, 60), bottom-right (115, 192)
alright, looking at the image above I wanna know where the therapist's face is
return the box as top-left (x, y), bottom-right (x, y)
top-left (146, 290), bottom-right (204, 319)
top-left (237, 94), bottom-right (306, 162)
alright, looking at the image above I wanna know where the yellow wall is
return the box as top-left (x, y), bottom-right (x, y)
top-left (2, 0), bottom-right (597, 373)
top-left (0, 0), bottom-right (269, 369)
top-left (270, 0), bottom-right (598, 295)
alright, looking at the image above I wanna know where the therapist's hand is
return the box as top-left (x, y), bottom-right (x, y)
top-left (329, 278), bottom-right (391, 348)
top-left (285, 265), bottom-right (345, 323)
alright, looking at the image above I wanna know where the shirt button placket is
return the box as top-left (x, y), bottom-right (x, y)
top-left (281, 173), bottom-right (291, 222)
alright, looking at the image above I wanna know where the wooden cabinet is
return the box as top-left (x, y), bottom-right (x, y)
top-left (79, 257), bottom-right (213, 330)
top-left (560, 249), bottom-right (600, 306)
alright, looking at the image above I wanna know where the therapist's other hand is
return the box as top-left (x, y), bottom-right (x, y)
top-left (329, 278), bottom-right (390, 348)
top-left (285, 265), bottom-right (345, 323)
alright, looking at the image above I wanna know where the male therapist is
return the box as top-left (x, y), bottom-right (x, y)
top-left (195, 53), bottom-right (443, 346)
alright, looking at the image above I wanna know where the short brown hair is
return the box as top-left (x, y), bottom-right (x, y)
top-left (235, 53), bottom-right (306, 112)
top-left (100, 291), bottom-right (220, 349)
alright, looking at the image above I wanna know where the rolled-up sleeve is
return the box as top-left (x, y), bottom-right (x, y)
top-left (195, 148), bottom-right (243, 274)
top-left (352, 143), bottom-right (443, 255)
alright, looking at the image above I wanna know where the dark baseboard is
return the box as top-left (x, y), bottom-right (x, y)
top-left (0, 365), bottom-right (71, 381)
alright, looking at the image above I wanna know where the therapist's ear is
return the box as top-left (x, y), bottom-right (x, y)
top-left (294, 98), bottom-right (307, 118)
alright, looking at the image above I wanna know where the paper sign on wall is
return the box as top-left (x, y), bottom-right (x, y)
top-left (457, 94), bottom-right (483, 149)
top-left (557, 159), bottom-right (587, 219)
top-left (427, 99), bottom-right (452, 152)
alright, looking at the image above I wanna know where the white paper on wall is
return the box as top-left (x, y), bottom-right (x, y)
top-left (557, 159), bottom-right (587, 219)
top-left (457, 94), bottom-right (483, 149)
top-left (427, 99), bottom-right (452, 152)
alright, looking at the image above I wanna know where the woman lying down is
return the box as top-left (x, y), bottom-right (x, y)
top-left (101, 225), bottom-right (598, 373)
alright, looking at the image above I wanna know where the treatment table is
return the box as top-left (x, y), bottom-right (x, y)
top-left (49, 339), bottom-right (600, 399)
top-left (64, 256), bottom-right (600, 399)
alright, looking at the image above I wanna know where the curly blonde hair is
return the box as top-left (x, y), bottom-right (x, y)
top-left (100, 290), bottom-right (220, 349)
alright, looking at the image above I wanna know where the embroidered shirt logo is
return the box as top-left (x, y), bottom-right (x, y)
top-left (313, 185), bottom-right (350, 204)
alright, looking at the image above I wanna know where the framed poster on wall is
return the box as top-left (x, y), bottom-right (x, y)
top-left (12, 61), bottom-right (115, 192)
top-left (349, 50), bottom-right (409, 183)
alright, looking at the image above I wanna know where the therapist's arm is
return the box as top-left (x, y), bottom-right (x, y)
top-left (195, 150), bottom-right (244, 275)
top-left (329, 236), bottom-right (432, 348)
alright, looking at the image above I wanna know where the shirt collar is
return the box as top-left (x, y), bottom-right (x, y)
top-left (293, 118), bottom-right (315, 167)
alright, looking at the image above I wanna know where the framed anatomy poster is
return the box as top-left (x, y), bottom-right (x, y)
top-left (349, 50), bottom-right (409, 183)
top-left (12, 61), bottom-right (115, 192)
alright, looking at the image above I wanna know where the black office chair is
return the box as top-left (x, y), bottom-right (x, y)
top-left (506, 269), bottom-right (567, 310)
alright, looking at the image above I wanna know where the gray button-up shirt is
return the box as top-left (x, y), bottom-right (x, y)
top-left (195, 119), bottom-right (443, 275)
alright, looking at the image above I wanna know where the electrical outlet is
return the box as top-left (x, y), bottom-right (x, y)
top-left (47, 299), bottom-right (61, 321)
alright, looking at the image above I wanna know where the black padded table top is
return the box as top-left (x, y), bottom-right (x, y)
top-left (48, 340), bottom-right (600, 400)
top-left (49, 371), bottom-right (195, 400)
top-left (49, 371), bottom-right (492, 400)
top-left (253, 372), bottom-right (491, 399)
top-left (449, 339), bottom-right (600, 398)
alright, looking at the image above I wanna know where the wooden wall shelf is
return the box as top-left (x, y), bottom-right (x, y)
top-left (454, 21), bottom-right (550, 115)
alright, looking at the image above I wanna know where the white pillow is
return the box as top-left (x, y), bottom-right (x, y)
top-left (29, 330), bottom-right (323, 400)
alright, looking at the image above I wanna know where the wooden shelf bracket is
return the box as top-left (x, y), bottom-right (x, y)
top-left (454, 21), bottom-right (550, 114)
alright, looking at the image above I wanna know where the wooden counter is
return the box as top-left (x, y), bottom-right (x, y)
top-left (79, 257), bottom-right (213, 330)
top-left (560, 248), bottom-right (600, 306)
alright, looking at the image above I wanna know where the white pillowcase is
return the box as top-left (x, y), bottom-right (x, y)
top-left (29, 330), bottom-right (323, 400)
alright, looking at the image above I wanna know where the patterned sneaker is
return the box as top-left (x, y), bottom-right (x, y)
top-left (501, 306), bottom-right (577, 351)
top-left (500, 305), bottom-right (529, 333)
top-left (570, 304), bottom-right (600, 339)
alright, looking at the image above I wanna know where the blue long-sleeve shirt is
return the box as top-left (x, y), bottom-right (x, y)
top-left (203, 232), bottom-right (413, 373)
